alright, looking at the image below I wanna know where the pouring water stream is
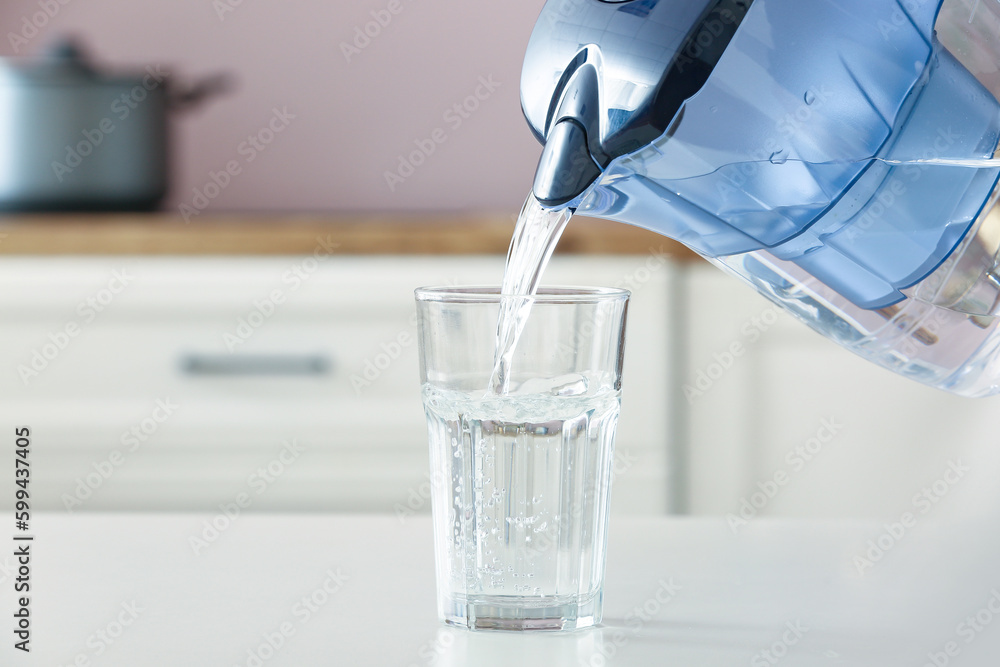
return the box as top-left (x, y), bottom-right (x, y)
top-left (488, 196), bottom-right (574, 395)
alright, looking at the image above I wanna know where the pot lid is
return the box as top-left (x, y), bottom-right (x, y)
top-left (0, 38), bottom-right (165, 87)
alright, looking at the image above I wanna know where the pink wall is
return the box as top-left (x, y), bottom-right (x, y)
top-left (0, 1), bottom-right (545, 214)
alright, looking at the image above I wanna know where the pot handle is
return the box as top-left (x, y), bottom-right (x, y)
top-left (168, 73), bottom-right (235, 111)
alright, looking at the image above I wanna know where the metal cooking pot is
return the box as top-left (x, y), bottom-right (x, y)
top-left (0, 39), bottom-right (230, 212)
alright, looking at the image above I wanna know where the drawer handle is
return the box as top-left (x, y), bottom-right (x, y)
top-left (180, 354), bottom-right (331, 376)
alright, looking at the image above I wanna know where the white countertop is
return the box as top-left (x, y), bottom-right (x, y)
top-left (6, 513), bottom-right (1000, 666)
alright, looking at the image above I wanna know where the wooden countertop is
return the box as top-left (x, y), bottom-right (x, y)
top-left (0, 213), bottom-right (699, 259)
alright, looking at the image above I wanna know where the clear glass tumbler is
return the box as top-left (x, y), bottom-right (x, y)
top-left (415, 286), bottom-right (630, 631)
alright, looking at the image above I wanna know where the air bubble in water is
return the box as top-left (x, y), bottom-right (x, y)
top-left (804, 90), bottom-right (816, 105)
top-left (769, 151), bottom-right (788, 165)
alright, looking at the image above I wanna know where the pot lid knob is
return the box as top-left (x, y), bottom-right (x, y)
top-left (44, 37), bottom-right (97, 75)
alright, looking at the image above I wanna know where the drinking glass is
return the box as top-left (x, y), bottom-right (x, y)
top-left (415, 286), bottom-right (629, 631)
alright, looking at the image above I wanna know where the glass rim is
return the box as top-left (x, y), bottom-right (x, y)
top-left (414, 285), bottom-right (631, 304)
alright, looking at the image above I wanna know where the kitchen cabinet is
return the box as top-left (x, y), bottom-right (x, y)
top-left (2, 215), bottom-right (995, 521)
top-left (682, 263), bottom-right (1000, 521)
top-left (0, 255), bottom-right (678, 515)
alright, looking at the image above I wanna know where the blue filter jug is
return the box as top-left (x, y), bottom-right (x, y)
top-left (521, 0), bottom-right (1000, 396)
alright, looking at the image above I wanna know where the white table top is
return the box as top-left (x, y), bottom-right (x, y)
top-left (6, 512), bottom-right (1000, 666)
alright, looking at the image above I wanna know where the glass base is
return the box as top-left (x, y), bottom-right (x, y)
top-left (440, 591), bottom-right (602, 632)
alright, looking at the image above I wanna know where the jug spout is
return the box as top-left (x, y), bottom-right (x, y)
top-left (531, 55), bottom-right (606, 208)
top-left (532, 118), bottom-right (602, 208)
top-left (522, 0), bottom-right (753, 208)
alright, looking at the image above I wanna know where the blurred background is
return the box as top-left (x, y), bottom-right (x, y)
top-left (0, 0), bottom-right (998, 524)
top-left (0, 1), bottom-right (542, 212)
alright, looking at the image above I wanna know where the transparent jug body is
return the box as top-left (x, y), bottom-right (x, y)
top-left (572, 0), bottom-right (1000, 396)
